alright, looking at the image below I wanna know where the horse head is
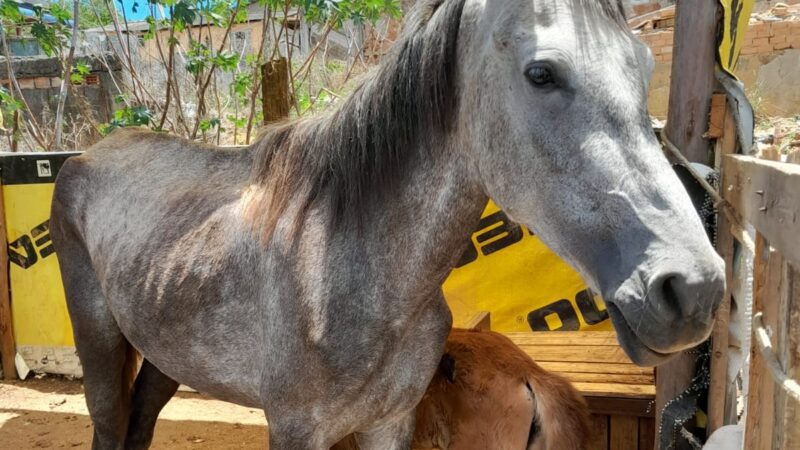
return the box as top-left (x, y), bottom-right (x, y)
top-left (452, 0), bottom-right (725, 365)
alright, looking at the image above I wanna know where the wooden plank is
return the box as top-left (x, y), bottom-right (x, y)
top-left (723, 155), bottom-right (800, 267)
top-left (585, 397), bottom-right (655, 418)
top-left (705, 94), bottom-right (727, 139)
top-left (639, 417), bottom-right (656, 450)
top-left (537, 361), bottom-right (653, 377)
top-left (573, 382), bottom-right (656, 399)
top-left (558, 372), bottom-right (654, 385)
top-left (0, 182), bottom-right (16, 380)
top-left (707, 104), bottom-right (737, 436)
top-left (505, 331), bottom-right (621, 347)
top-left (774, 261), bottom-right (800, 449)
top-left (610, 415), bottom-right (639, 450)
top-left (743, 235), bottom-right (779, 450)
top-left (586, 414), bottom-right (609, 450)
top-left (515, 345), bottom-right (633, 364)
top-left (464, 311), bottom-right (490, 331)
top-left (664, 0), bottom-right (720, 165)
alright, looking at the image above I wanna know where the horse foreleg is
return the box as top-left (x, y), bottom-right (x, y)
top-left (124, 359), bottom-right (180, 449)
top-left (352, 410), bottom-right (416, 450)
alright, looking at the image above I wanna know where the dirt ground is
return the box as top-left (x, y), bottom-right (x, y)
top-left (0, 377), bottom-right (268, 449)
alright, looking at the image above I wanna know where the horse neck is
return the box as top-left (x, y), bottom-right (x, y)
top-left (352, 134), bottom-right (487, 299)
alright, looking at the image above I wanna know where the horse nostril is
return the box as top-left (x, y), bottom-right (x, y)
top-left (650, 273), bottom-right (694, 322)
top-left (661, 276), bottom-right (679, 310)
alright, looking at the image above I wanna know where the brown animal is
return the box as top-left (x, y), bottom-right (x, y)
top-left (335, 329), bottom-right (590, 450)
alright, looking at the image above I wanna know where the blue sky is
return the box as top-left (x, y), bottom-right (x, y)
top-left (118, 0), bottom-right (163, 21)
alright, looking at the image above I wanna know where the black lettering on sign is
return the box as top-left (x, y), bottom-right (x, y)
top-left (8, 219), bottom-right (55, 269)
top-left (31, 220), bottom-right (54, 258)
top-left (527, 299), bottom-right (580, 331)
top-left (575, 289), bottom-right (609, 325)
top-left (9, 235), bottom-right (37, 268)
top-left (475, 211), bottom-right (523, 257)
top-left (455, 210), bottom-right (524, 268)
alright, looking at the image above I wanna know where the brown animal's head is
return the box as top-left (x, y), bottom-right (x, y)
top-left (415, 329), bottom-right (590, 450)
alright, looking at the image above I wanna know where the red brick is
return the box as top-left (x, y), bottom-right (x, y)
top-left (774, 41), bottom-right (791, 50)
top-left (17, 78), bottom-right (34, 89)
top-left (740, 46), bottom-right (758, 55)
top-left (752, 37), bottom-right (770, 46)
top-left (754, 44), bottom-right (773, 53)
top-left (771, 21), bottom-right (790, 30)
top-left (33, 77), bottom-right (50, 89)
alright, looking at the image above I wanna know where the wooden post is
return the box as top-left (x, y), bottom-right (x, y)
top-left (664, 0), bottom-right (721, 165)
top-left (0, 182), bottom-right (16, 380)
top-left (261, 57), bottom-right (290, 124)
top-left (656, 2), bottom-right (722, 446)
top-left (706, 101), bottom-right (736, 435)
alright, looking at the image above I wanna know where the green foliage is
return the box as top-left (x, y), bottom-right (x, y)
top-left (186, 41), bottom-right (211, 75)
top-left (231, 72), bottom-right (252, 99)
top-left (0, 0), bottom-right (74, 57)
top-left (70, 61), bottom-right (91, 83)
top-left (302, 0), bottom-right (402, 27)
top-left (0, 86), bottom-right (23, 131)
top-left (102, 98), bottom-right (154, 134)
top-left (198, 116), bottom-right (222, 133)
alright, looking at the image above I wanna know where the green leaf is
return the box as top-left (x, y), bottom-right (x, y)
top-left (49, 3), bottom-right (72, 24)
top-left (0, 0), bottom-right (24, 24)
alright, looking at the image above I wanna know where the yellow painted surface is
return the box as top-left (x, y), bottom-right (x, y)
top-left (718, 0), bottom-right (756, 76)
top-left (3, 183), bottom-right (73, 347)
top-left (443, 201), bottom-right (612, 332)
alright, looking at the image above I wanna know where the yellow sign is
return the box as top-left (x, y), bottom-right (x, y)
top-left (3, 182), bottom-right (73, 346)
top-left (1, 153), bottom-right (76, 348)
top-left (443, 201), bottom-right (611, 332)
top-left (718, 0), bottom-right (756, 76)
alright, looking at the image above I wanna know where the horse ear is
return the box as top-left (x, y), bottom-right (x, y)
top-left (439, 353), bottom-right (456, 383)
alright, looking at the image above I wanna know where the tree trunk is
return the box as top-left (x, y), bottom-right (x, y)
top-left (52, 0), bottom-right (80, 150)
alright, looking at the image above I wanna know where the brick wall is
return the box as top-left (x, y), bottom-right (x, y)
top-left (638, 19), bottom-right (800, 61)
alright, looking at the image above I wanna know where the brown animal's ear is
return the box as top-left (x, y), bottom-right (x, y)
top-left (439, 353), bottom-right (456, 383)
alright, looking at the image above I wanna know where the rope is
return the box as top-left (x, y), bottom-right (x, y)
top-left (659, 128), bottom-right (755, 254)
top-left (752, 312), bottom-right (800, 403)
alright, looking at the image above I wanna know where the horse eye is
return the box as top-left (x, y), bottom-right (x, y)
top-left (525, 65), bottom-right (555, 87)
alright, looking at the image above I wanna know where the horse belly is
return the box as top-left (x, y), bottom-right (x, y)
top-left (116, 287), bottom-right (266, 408)
top-left (100, 215), bottom-right (267, 408)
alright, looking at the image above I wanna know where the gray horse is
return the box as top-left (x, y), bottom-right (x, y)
top-left (50, 0), bottom-right (724, 448)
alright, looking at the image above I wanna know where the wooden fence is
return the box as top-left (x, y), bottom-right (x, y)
top-left (707, 153), bottom-right (800, 449)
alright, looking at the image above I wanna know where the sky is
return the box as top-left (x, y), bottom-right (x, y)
top-left (118, 0), bottom-right (162, 21)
